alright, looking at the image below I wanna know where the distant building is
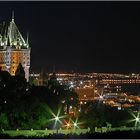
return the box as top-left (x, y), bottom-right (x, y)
top-left (29, 71), bottom-right (49, 86)
top-left (0, 13), bottom-right (30, 81)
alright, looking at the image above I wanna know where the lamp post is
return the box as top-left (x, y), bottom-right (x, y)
top-left (135, 117), bottom-right (140, 129)
top-left (55, 116), bottom-right (59, 121)
top-left (74, 122), bottom-right (77, 131)
top-left (74, 123), bottom-right (77, 127)
top-left (50, 107), bottom-right (67, 134)
top-left (67, 123), bottom-right (70, 128)
top-left (127, 111), bottom-right (140, 130)
top-left (55, 116), bottom-right (59, 134)
top-left (136, 117), bottom-right (139, 122)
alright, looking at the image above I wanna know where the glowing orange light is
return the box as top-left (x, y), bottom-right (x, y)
top-left (67, 123), bottom-right (70, 127)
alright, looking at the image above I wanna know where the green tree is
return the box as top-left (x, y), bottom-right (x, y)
top-left (15, 63), bottom-right (25, 78)
top-left (0, 113), bottom-right (9, 129)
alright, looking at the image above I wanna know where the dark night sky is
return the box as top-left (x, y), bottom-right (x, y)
top-left (0, 1), bottom-right (140, 73)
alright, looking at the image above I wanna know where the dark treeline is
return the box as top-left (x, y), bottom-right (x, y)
top-left (0, 66), bottom-right (79, 130)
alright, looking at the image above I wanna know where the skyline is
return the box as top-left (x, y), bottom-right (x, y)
top-left (0, 2), bottom-right (140, 73)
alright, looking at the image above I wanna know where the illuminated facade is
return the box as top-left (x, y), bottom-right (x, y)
top-left (0, 15), bottom-right (30, 81)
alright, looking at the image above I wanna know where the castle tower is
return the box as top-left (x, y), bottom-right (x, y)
top-left (0, 13), bottom-right (30, 81)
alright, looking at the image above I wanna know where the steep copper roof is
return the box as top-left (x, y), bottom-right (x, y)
top-left (0, 16), bottom-right (29, 49)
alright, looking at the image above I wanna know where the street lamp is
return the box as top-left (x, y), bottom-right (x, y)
top-left (49, 112), bottom-right (61, 133)
top-left (71, 118), bottom-right (84, 131)
top-left (73, 122), bottom-right (78, 130)
top-left (55, 116), bottom-right (59, 121)
top-left (50, 113), bottom-right (66, 133)
top-left (54, 116), bottom-right (60, 133)
top-left (74, 123), bottom-right (77, 127)
top-left (48, 105), bottom-right (68, 134)
top-left (135, 115), bottom-right (140, 128)
top-left (127, 111), bottom-right (140, 128)
top-left (99, 95), bottom-right (103, 100)
top-left (67, 123), bottom-right (70, 127)
top-left (72, 118), bottom-right (80, 130)
top-left (136, 117), bottom-right (139, 122)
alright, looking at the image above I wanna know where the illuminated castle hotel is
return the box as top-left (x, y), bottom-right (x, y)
top-left (0, 14), bottom-right (30, 81)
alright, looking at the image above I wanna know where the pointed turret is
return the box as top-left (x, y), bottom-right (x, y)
top-left (8, 12), bottom-right (26, 47)
top-left (12, 11), bottom-right (14, 22)
top-left (26, 32), bottom-right (29, 48)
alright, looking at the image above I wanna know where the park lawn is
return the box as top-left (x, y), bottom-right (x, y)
top-left (2, 129), bottom-right (89, 137)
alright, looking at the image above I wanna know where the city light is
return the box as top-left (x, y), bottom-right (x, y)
top-left (70, 81), bottom-right (73, 85)
top-left (95, 90), bottom-right (104, 101)
top-left (71, 118), bottom-right (84, 129)
top-left (80, 101), bottom-right (83, 104)
top-left (63, 118), bottom-right (84, 130)
top-left (63, 119), bottom-right (72, 129)
top-left (67, 123), bottom-right (70, 127)
top-left (72, 119), bottom-right (79, 129)
top-left (127, 111), bottom-right (140, 127)
top-left (99, 95), bottom-right (103, 100)
top-left (55, 116), bottom-right (59, 121)
top-left (74, 123), bottom-right (77, 127)
top-left (136, 117), bottom-right (139, 122)
top-left (48, 106), bottom-right (67, 129)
